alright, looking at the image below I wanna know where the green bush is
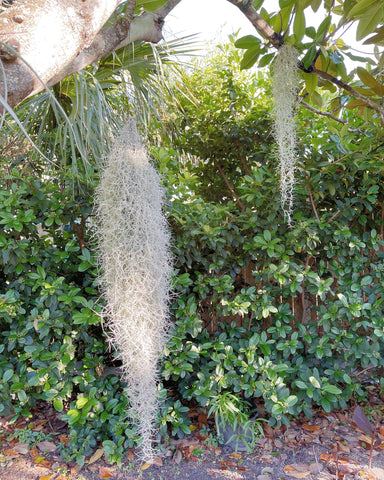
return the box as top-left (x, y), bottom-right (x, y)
top-left (0, 166), bottom-right (136, 464)
top-left (157, 140), bottom-right (384, 428)
top-left (1, 49), bottom-right (384, 461)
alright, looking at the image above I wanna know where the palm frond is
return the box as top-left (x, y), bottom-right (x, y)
top-left (1, 34), bottom-right (199, 175)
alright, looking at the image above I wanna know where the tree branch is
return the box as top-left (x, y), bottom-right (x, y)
top-left (47, 0), bottom-right (182, 89)
top-left (298, 98), bottom-right (347, 124)
top-left (226, 0), bottom-right (384, 124)
top-left (312, 67), bottom-right (384, 124)
top-left (0, 0), bottom-right (182, 109)
top-left (225, 0), bottom-right (283, 48)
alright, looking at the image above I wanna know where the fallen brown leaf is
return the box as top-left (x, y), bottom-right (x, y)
top-left (285, 463), bottom-right (310, 472)
top-left (337, 441), bottom-right (350, 453)
top-left (220, 461), bottom-right (237, 467)
top-left (286, 472), bottom-right (311, 479)
top-left (29, 446), bottom-right (39, 458)
top-left (59, 435), bottom-right (70, 444)
top-left (359, 434), bottom-right (374, 448)
top-left (302, 424), bottom-right (321, 432)
top-left (198, 413), bottom-right (208, 428)
top-left (140, 462), bottom-right (151, 470)
top-left (230, 452), bottom-right (242, 459)
top-left (34, 458), bottom-right (52, 469)
top-left (13, 443), bottom-right (29, 454)
top-left (87, 448), bottom-right (105, 465)
top-left (353, 406), bottom-right (374, 434)
top-left (263, 424), bottom-right (274, 437)
top-left (284, 464), bottom-right (311, 478)
top-left (319, 453), bottom-right (331, 462)
top-left (149, 456), bottom-right (163, 466)
top-left (37, 441), bottom-right (56, 453)
top-left (98, 467), bottom-right (113, 479)
top-left (173, 449), bottom-right (183, 464)
top-left (126, 450), bottom-right (135, 461)
top-left (34, 455), bottom-right (46, 464)
top-left (2, 448), bottom-right (19, 458)
top-left (38, 475), bottom-right (54, 480)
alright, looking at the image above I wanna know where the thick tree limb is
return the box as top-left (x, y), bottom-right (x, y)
top-left (48, 0), bottom-right (182, 89)
top-left (225, 0), bottom-right (283, 48)
top-left (0, 0), bottom-right (181, 109)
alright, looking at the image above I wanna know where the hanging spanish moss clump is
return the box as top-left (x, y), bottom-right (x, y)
top-left (94, 119), bottom-right (172, 459)
top-left (271, 44), bottom-right (299, 223)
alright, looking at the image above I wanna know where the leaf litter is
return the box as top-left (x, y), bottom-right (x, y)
top-left (1, 402), bottom-right (384, 479)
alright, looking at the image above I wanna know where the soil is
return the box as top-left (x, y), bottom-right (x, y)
top-left (1, 403), bottom-right (384, 480)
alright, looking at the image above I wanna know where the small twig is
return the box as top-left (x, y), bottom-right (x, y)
top-left (307, 183), bottom-right (320, 221)
top-left (328, 210), bottom-right (340, 223)
top-left (301, 257), bottom-right (310, 324)
top-left (247, 311), bottom-right (254, 331)
top-left (369, 414), bottom-right (379, 469)
top-left (353, 366), bottom-right (375, 377)
top-left (298, 98), bottom-right (348, 125)
top-left (214, 159), bottom-right (245, 212)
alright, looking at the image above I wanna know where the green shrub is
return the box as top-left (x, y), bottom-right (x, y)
top-left (158, 143), bottom-right (384, 428)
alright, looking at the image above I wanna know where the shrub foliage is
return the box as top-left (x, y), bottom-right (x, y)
top-left (1, 50), bottom-right (384, 462)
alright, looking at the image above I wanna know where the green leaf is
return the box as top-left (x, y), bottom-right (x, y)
top-left (302, 44), bottom-right (317, 69)
top-left (76, 397), bottom-right (89, 409)
top-left (296, 380), bottom-right (307, 389)
top-left (17, 390), bottom-right (27, 403)
top-left (54, 398), bottom-right (64, 412)
top-left (356, 67), bottom-right (384, 96)
top-left (302, 72), bottom-right (318, 93)
top-left (323, 384), bottom-right (342, 395)
top-left (348, 0), bottom-right (380, 18)
top-left (286, 395), bottom-right (298, 407)
top-left (67, 409), bottom-right (80, 424)
top-left (328, 184), bottom-right (336, 196)
top-left (294, 9), bottom-right (306, 42)
top-left (240, 47), bottom-right (261, 70)
top-left (361, 275), bottom-right (373, 286)
top-left (316, 16), bottom-right (332, 39)
top-left (62, 353), bottom-right (71, 365)
top-left (264, 230), bottom-right (272, 241)
top-left (363, 29), bottom-right (384, 45)
top-left (252, 0), bottom-right (264, 9)
top-left (311, 0), bottom-right (322, 11)
top-left (3, 369), bottom-right (13, 382)
top-left (135, 0), bottom-right (168, 12)
top-left (356, 3), bottom-right (383, 40)
top-left (337, 293), bottom-right (349, 307)
top-left (234, 35), bottom-right (260, 49)
top-left (258, 53), bottom-right (275, 68)
top-left (279, 0), bottom-right (295, 7)
top-left (309, 376), bottom-right (321, 388)
top-left (102, 440), bottom-right (116, 455)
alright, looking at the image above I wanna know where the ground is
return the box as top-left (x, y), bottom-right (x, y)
top-left (1, 402), bottom-right (384, 480)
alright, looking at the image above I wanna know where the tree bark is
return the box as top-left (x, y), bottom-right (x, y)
top-left (0, 0), bottom-right (181, 109)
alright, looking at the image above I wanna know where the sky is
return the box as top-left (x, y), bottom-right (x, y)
top-left (163, 0), bottom-right (257, 47)
top-left (163, 0), bottom-right (374, 63)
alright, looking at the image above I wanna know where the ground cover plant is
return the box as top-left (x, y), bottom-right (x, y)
top-left (0, 38), bottom-right (384, 468)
